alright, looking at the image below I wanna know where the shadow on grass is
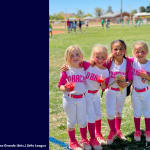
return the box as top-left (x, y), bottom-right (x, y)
top-left (102, 130), bottom-right (150, 150)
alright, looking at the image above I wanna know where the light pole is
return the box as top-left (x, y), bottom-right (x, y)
top-left (120, 0), bottom-right (123, 22)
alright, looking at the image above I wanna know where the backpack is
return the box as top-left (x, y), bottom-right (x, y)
top-left (125, 57), bottom-right (133, 96)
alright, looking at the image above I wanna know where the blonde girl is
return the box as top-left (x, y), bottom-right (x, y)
top-left (84, 45), bottom-right (109, 149)
top-left (131, 41), bottom-right (150, 142)
top-left (58, 45), bottom-right (91, 150)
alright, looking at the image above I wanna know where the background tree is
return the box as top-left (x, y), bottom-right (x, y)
top-left (83, 13), bottom-right (93, 18)
top-left (130, 9), bottom-right (137, 16)
top-left (95, 8), bottom-right (103, 17)
top-left (49, 15), bottom-right (55, 20)
top-left (56, 13), bottom-right (65, 20)
top-left (106, 6), bottom-right (114, 13)
top-left (50, 13), bottom-right (65, 20)
top-left (139, 6), bottom-right (146, 12)
top-left (52, 13), bottom-right (57, 20)
top-left (146, 4), bottom-right (150, 12)
top-left (76, 10), bottom-right (84, 18)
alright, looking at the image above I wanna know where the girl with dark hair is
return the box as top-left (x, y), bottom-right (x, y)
top-left (105, 40), bottom-right (133, 144)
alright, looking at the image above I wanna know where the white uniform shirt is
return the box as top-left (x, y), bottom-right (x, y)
top-left (133, 58), bottom-right (150, 89)
top-left (65, 67), bottom-right (86, 95)
top-left (109, 58), bottom-right (126, 88)
top-left (85, 65), bottom-right (109, 90)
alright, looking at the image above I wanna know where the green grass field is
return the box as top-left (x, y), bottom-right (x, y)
top-left (49, 25), bottom-right (150, 150)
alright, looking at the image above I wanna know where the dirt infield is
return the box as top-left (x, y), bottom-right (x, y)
top-left (52, 30), bottom-right (65, 35)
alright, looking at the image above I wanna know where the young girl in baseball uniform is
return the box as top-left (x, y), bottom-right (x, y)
top-left (84, 45), bottom-right (109, 148)
top-left (131, 41), bottom-right (150, 142)
top-left (58, 45), bottom-right (92, 150)
top-left (105, 40), bottom-right (133, 144)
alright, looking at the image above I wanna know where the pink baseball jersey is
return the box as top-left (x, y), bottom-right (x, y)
top-left (58, 67), bottom-right (86, 95)
top-left (109, 58), bottom-right (127, 88)
top-left (132, 58), bottom-right (150, 89)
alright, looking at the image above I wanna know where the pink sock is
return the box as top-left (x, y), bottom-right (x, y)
top-left (134, 117), bottom-right (140, 131)
top-left (108, 119), bottom-right (116, 132)
top-left (68, 130), bottom-right (76, 142)
top-left (145, 118), bottom-right (150, 131)
top-left (79, 126), bottom-right (87, 140)
top-left (95, 119), bottom-right (101, 136)
top-left (88, 123), bottom-right (95, 139)
top-left (115, 117), bottom-right (121, 131)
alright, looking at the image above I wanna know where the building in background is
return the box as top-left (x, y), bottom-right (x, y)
top-left (100, 12), bottom-right (130, 24)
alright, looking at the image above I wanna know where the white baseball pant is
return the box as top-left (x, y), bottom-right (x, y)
top-left (86, 92), bottom-right (101, 123)
top-left (132, 88), bottom-right (150, 118)
top-left (63, 96), bottom-right (87, 128)
top-left (105, 88), bottom-right (126, 119)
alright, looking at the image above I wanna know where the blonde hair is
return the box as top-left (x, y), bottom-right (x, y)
top-left (90, 44), bottom-right (108, 66)
top-left (65, 45), bottom-right (83, 66)
top-left (133, 41), bottom-right (149, 55)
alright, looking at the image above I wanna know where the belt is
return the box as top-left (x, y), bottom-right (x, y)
top-left (133, 86), bottom-right (149, 92)
top-left (68, 93), bottom-right (85, 99)
top-left (88, 90), bottom-right (98, 94)
top-left (110, 87), bottom-right (120, 91)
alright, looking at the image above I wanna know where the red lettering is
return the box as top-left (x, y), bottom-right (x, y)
top-left (93, 75), bottom-right (97, 81)
top-left (86, 72), bottom-right (90, 79)
top-left (90, 73), bottom-right (95, 80)
top-left (72, 75), bottom-right (76, 82)
top-left (79, 75), bottom-right (82, 82)
top-left (82, 76), bottom-right (85, 82)
top-left (67, 76), bottom-right (71, 82)
top-left (76, 75), bottom-right (80, 82)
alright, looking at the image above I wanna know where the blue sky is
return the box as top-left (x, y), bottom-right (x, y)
top-left (49, 0), bottom-right (150, 16)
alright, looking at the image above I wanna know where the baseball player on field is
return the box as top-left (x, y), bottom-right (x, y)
top-left (83, 44), bottom-right (109, 149)
top-left (131, 41), bottom-right (150, 142)
top-left (58, 45), bottom-right (92, 150)
top-left (105, 40), bottom-right (133, 144)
